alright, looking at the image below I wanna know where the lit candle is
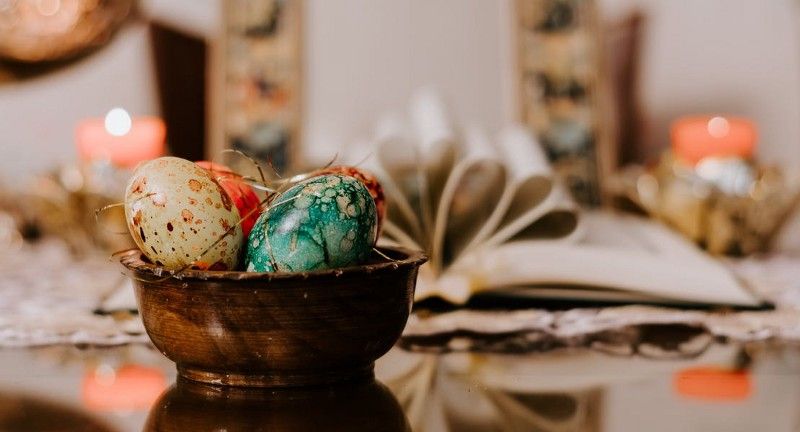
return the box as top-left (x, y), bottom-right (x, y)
top-left (76, 108), bottom-right (166, 167)
top-left (671, 116), bottom-right (757, 165)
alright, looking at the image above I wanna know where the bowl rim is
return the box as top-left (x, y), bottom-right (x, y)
top-left (117, 245), bottom-right (427, 282)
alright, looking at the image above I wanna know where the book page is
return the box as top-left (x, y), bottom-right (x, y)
top-left (409, 89), bottom-right (458, 244)
top-left (428, 212), bottom-right (760, 306)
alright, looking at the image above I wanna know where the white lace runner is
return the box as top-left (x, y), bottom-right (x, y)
top-left (0, 239), bottom-right (798, 350)
top-left (0, 240), bottom-right (146, 347)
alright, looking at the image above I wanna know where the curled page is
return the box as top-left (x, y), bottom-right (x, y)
top-left (462, 126), bottom-right (580, 254)
top-left (430, 127), bottom-right (506, 271)
top-left (409, 88), bottom-right (458, 245)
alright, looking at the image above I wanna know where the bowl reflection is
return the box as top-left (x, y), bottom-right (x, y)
top-left (0, 393), bottom-right (113, 432)
top-left (144, 378), bottom-right (410, 432)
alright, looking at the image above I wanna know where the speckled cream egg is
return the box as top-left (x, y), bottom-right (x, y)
top-left (313, 165), bottom-right (386, 237)
top-left (245, 174), bottom-right (377, 272)
top-left (124, 157), bottom-right (244, 271)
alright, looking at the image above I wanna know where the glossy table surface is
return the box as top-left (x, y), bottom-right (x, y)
top-left (1, 339), bottom-right (800, 432)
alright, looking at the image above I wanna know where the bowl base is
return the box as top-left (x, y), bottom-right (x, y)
top-left (177, 363), bottom-right (375, 388)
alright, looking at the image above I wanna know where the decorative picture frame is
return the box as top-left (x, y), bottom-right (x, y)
top-left (515, 0), bottom-right (611, 206)
top-left (210, 0), bottom-right (303, 175)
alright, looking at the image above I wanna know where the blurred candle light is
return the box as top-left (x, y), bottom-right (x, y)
top-left (82, 364), bottom-right (167, 412)
top-left (674, 366), bottom-right (752, 402)
top-left (76, 108), bottom-right (166, 167)
top-left (671, 115), bottom-right (757, 165)
top-left (104, 107), bottom-right (132, 136)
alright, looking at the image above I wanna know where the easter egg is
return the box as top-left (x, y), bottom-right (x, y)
top-left (124, 157), bottom-right (244, 271)
top-left (195, 161), bottom-right (262, 237)
top-left (314, 165), bottom-right (386, 236)
top-left (245, 174), bottom-right (377, 272)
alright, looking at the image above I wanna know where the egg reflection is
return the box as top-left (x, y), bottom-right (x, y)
top-left (145, 379), bottom-right (410, 432)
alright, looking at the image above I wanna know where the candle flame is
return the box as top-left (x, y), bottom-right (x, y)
top-left (707, 116), bottom-right (730, 139)
top-left (105, 107), bottom-right (132, 137)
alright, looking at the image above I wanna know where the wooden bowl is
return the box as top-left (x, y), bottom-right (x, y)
top-left (119, 246), bottom-right (426, 388)
top-left (144, 378), bottom-right (410, 431)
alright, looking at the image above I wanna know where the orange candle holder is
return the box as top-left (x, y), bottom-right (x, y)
top-left (671, 116), bottom-right (757, 166)
top-left (76, 109), bottom-right (166, 168)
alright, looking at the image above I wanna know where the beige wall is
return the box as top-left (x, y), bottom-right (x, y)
top-left (302, 0), bottom-right (516, 164)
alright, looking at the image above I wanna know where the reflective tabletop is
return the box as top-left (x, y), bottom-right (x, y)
top-left (1, 339), bottom-right (799, 431)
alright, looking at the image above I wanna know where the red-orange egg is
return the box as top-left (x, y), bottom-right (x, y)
top-left (196, 161), bottom-right (262, 238)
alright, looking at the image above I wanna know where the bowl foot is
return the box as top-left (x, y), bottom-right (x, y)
top-left (177, 363), bottom-right (375, 388)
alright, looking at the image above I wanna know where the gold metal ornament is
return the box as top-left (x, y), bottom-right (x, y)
top-left (611, 152), bottom-right (800, 256)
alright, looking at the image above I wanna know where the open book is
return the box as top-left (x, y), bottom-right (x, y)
top-left (346, 90), bottom-right (763, 308)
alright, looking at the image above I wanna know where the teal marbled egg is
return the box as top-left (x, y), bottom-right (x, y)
top-left (245, 174), bottom-right (378, 272)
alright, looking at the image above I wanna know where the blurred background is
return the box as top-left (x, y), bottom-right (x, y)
top-left (2, 3), bottom-right (800, 431)
top-left (3, 0), bottom-right (800, 254)
top-left (2, 0), bottom-right (798, 178)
